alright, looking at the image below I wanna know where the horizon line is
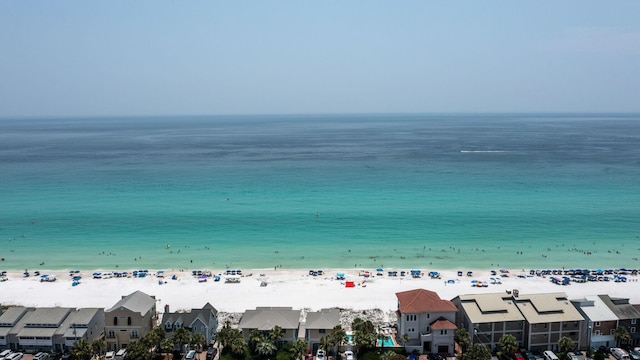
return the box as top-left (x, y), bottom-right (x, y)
top-left (2, 111), bottom-right (640, 121)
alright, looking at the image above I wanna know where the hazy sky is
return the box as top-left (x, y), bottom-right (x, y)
top-left (1, 1), bottom-right (639, 117)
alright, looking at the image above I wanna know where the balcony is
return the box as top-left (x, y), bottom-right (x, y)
top-left (420, 332), bottom-right (433, 343)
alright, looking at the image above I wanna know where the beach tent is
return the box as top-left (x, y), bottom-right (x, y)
top-left (345, 281), bottom-right (355, 288)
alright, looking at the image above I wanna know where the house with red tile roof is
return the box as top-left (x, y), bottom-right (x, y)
top-left (396, 289), bottom-right (458, 354)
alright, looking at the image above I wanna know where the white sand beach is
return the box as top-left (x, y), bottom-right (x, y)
top-left (1, 269), bottom-right (639, 317)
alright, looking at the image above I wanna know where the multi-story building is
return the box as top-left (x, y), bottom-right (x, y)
top-left (161, 303), bottom-right (218, 346)
top-left (59, 308), bottom-right (105, 352)
top-left (0, 306), bottom-right (103, 353)
top-left (239, 307), bottom-right (301, 346)
top-left (452, 293), bottom-right (526, 352)
top-left (104, 290), bottom-right (157, 351)
top-left (599, 295), bottom-right (640, 347)
top-left (571, 296), bottom-right (617, 349)
top-left (304, 308), bottom-right (341, 352)
top-left (514, 292), bottom-right (585, 352)
top-left (0, 307), bottom-right (29, 351)
top-left (396, 288), bottom-right (458, 354)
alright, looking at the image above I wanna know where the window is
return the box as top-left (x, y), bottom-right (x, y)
top-left (127, 317), bottom-right (131, 325)
top-left (113, 318), bottom-right (118, 326)
top-left (595, 321), bottom-right (601, 327)
top-left (440, 330), bottom-right (447, 335)
top-left (406, 315), bottom-right (417, 322)
top-left (595, 330), bottom-right (601, 336)
top-left (319, 329), bottom-right (326, 333)
top-left (408, 328), bottom-right (415, 333)
top-left (426, 326), bottom-right (431, 333)
top-left (632, 319), bottom-right (637, 325)
top-left (631, 327), bottom-right (636, 334)
top-left (131, 329), bottom-right (139, 338)
top-left (610, 329), bottom-right (615, 335)
top-left (108, 330), bottom-right (115, 338)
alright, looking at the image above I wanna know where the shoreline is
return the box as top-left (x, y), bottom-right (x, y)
top-left (2, 267), bottom-right (640, 315)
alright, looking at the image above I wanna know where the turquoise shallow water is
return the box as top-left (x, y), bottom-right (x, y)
top-left (1, 114), bottom-right (639, 271)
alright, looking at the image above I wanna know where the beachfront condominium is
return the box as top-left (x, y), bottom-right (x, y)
top-left (104, 290), bottom-right (157, 351)
top-left (597, 295), bottom-right (640, 347)
top-left (452, 293), bottom-right (527, 351)
top-left (571, 295), bottom-right (618, 350)
top-left (0, 306), bottom-right (104, 353)
top-left (455, 292), bottom-right (586, 353)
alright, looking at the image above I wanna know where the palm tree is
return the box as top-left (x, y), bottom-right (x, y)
top-left (381, 350), bottom-right (398, 360)
top-left (172, 327), bottom-right (192, 354)
top-left (268, 325), bottom-right (284, 347)
top-left (455, 329), bottom-right (471, 359)
top-left (329, 325), bottom-right (348, 358)
top-left (229, 335), bottom-right (248, 357)
top-left (290, 339), bottom-right (309, 360)
top-left (352, 318), bottom-right (377, 351)
top-left (161, 338), bottom-right (175, 354)
top-left (148, 326), bottom-right (166, 355)
top-left (498, 334), bottom-right (519, 358)
top-left (91, 338), bottom-right (106, 357)
top-left (466, 343), bottom-right (491, 360)
top-left (400, 334), bottom-right (410, 352)
top-left (613, 327), bottom-right (630, 348)
top-left (256, 337), bottom-right (278, 357)
top-left (216, 321), bottom-right (235, 349)
top-left (320, 336), bottom-right (332, 355)
top-left (249, 328), bottom-right (264, 350)
top-left (217, 323), bottom-right (245, 356)
top-left (558, 336), bottom-right (575, 359)
top-left (125, 340), bottom-right (152, 360)
top-left (70, 338), bottom-right (92, 360)
top-left (191, 332), bottom-right (207, 352)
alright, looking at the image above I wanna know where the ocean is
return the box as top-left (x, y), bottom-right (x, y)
top-left (1, 113), bottom-right (639, 271)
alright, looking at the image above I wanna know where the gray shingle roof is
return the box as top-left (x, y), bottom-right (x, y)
top-left (239, 307), bottom-right (301, 330)
top-left (599, 295), bottom-right (640, 320)
top-left (305, 308), bottom-right (340, 330)
top-left (161, 303), bottom-right (217, 329)
top-left (107, 290), bottom-right (156, 315)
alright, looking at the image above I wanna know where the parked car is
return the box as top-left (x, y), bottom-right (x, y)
top-left (344, 351), bottom-right (354, 360)
top-left (513, 352), bottom-right (526, 360)
top-left (105, 351), bottom-right (115, 360)
top-left (6, 353), bottom-right (23, 360)
top-left (184, 350), bottom-right (197, 360)
top-left (206, 347), bottom-right (218, 360)
top-left (567, 352), bottom-right (579, 360)
top-left (521, 349), bottom-right (537, 360)
top-left (316, 349), bottom-right (326, 360)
